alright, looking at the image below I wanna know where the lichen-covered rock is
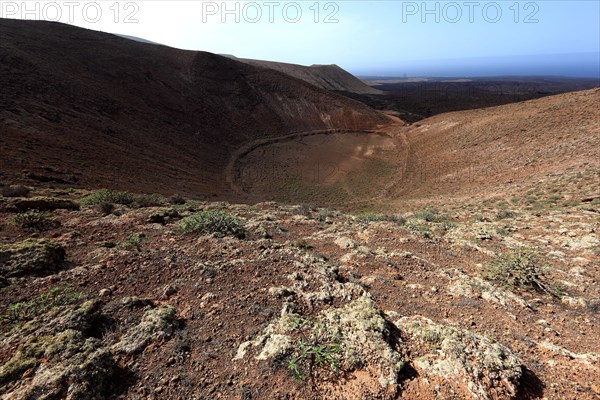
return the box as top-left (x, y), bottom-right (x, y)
top-left (0, 239), bottom-right (66, 277)
top-left (334, 236), bottom-right (356, 249)
top-left (113, 306), bottom-right (176, 354)
top-left (320, 296), bottom-right (405, 388)
top-left (0, 331), bottom-right (114, 400)
top-left (0, 301), bottom-right (115, 400)
top-left (1, 298), bottom-right (179, 399)
top-left (441, 269), bottom-right (531, 309)
top-left (234, 296), bottom-right (404, 390)
top-left (394, 315), bottom-right (522, 400)
top-left (257, 334), bottom-right (292, 360)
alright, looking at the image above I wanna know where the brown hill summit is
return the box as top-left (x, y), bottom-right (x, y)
top-left (233, 57), bottom-right (383, 95)
top-left (0, 19), bottom-right (389, 197)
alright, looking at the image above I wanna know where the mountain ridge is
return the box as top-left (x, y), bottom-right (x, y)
top-left (0, 19), bottom-right (389, 197)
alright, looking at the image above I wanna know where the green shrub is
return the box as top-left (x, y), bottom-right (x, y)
top-left (547, 194), bottom-right (561, 203)
top-left (286, 317), bottom-right (341, 381)
top-left (177, 210), bottom-right (246, 238)
top-left (486, 247), bottom-right (559, 296)
top-left (438, 219), bottom-right (457, 232)
top-left (118, 233), bottom-right (148, 251)
top-left (473, 214), bottom-right (489, 222)
top-left (80, 189), bottom-right (135, 206)
top-left (9, 210), bottom-right (55, 231)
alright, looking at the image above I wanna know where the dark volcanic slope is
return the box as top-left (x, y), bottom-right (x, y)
top-left (236, 58), bottom-right (383, 95)
top-left (0, 19), bottom-right (388, 197)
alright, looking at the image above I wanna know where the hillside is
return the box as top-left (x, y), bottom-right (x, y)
top-left (0, 19), bottom-right (389, 198)
top-left (235, 57), bottom-right (383, 95)
top-left (392, 88), bottom-right (600, 206)
top-left (229, 89), bottom-right (599, 211)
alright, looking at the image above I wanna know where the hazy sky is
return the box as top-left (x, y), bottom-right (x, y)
top-left (3, 1), bottom-right (599, 76)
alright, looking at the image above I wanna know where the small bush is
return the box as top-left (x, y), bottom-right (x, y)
top-left (547, 194), bottom-right (561, 203)
top-left (486, 247), bottom-right (558, 296)
top-left (356, 212), bottom-right (406, 226)
top-left (80, 189), bottom-right (135, 206)
top-left (133, 193), bottom-right (165, 208)
top-left (316, 209), bottom-right (334, 222)
top-left (293, 203), bottom-right (316, 217)
top-left (168, 194), bottom-right (186, 205)
top-left (438, 219), bottom-right (457, 232)
top-left (0, 185), bottom-right (30, 198)
top-left (9, 210), bottom-right (55, 231)
top-left (413, 208), bottom-right (440, 222)
top-left (405, 220), bottom-right (432, 238)
top-left (496, 210), bottom-right (517, 220)
top-left (97, 202), bottom-right (115, 216)
top-left (474, 214), bottom-right (489, 222)
top-left (177, 210), bottom-right (246, 238)
top-left (118, 233), bottom-right (147, 251)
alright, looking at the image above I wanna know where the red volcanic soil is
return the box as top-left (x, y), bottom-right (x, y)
top-left (391, 88), bottom-right (600, 207)
top-left (0, 19), bottom-right (389, 197)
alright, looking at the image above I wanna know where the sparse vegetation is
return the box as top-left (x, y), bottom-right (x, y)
top-left (437, 219), bottom-right (457, 233)
top-left (80, 189), bottom-right (136, 206)
top-left (9, 210), bottom-right (55, 230)
top-left (81, 189), bottom-right (166, 208)
top-left (177, 210), bottom-right (246, 238)
top-left (0, 286), bottom-right (82, 324)
top-left (486, 247), bottom-right (559, 296)
top-left (405, 220), bottom-right (432, 238)
top-left (286, 317), bottom-right (342, 381)
top-left (496, 210), bottom-right (517, 220)
top-left (293, 203), bottom-right (316, 217)
top-left (474, 214), bottom-right (489, 222)
top-left (133, 193), bottom-right (166, 208)
top-left (547, 194), bottom-right (561, 203)
top-left (356, 212), bottom-right (406, 225)
top-left (2, 20), bottom-right (600, 399)
top-left (413, 208), bottom-right (439, 222)
top-left (315, 208), bottom-right (334, 222)
top-left (118, 233), bottom-right (148, 251)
